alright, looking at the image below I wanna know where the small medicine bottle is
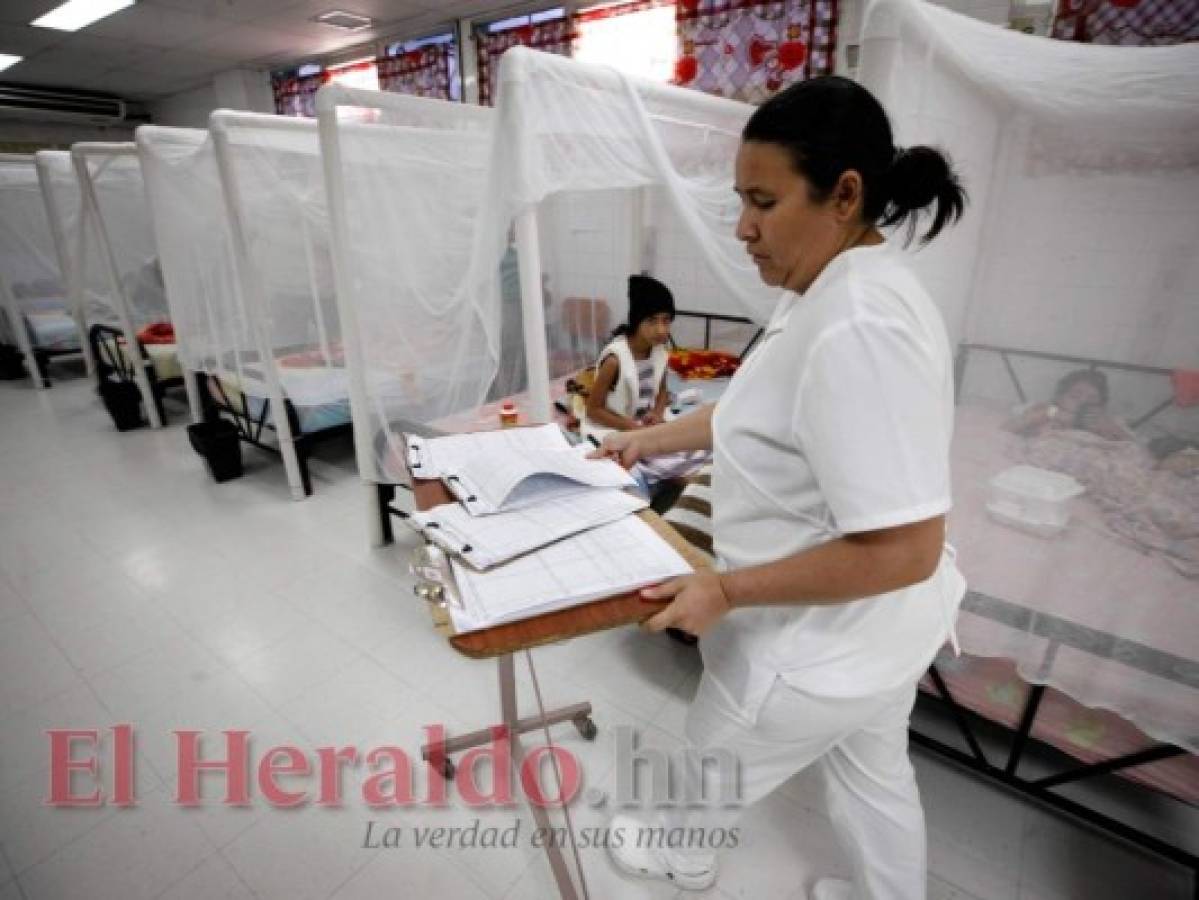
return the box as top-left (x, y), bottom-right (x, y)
top-left (499, 400), bottom-right (519, 428)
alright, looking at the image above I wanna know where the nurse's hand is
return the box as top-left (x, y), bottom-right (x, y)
top-left (640, 573), bottom-right (732, 637)
top-left (587, 430), bottom-right (646, 469)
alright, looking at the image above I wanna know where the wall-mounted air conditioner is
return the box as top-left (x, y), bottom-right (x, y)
top-left (0, 84), bottom-right (127, 124)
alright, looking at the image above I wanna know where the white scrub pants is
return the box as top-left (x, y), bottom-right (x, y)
top-left (665, 672), bottom-right (926, 900)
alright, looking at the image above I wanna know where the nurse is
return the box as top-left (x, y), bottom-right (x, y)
top-left (597, 75), bottom-right (968, 899)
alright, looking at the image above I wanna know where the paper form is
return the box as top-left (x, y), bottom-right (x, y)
top-left (447, 516), bottom-right (693, 633)
top-left (410, 488), bottom-right (647, 570)
top-left (407, 424), bottom-right (636, 515)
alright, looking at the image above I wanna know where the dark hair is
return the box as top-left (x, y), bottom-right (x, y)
top-left (612, 274), bottom-right (675, 338)
top-left (742, 76), bottom-right (966, 245)
top-left (1054, 369), bottom-right (1109, 406)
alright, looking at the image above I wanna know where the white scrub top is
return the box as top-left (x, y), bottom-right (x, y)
top-left (705, 241), bottom-right (966, 720)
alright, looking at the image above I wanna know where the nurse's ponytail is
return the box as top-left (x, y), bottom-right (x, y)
top-left (743, 76), bottom-right (966, 245)
top-left (882, 146), bottom-right (965, 244)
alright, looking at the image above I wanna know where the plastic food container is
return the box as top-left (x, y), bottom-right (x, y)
top-left (987, 465), bottom-right (1085, 537)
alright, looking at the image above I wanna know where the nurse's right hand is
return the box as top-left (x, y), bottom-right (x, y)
top-left (587, 430), bottom-right (646, 469)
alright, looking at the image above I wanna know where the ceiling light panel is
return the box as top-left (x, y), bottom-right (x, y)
top-left (32, 0), bottom-right (136, 32)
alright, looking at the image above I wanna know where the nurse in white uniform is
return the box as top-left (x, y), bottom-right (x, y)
top-left (598, 75), bottom-right (968, 900)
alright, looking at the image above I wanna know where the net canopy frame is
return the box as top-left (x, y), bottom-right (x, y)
top-left (860, 0), bottom-right (1199, 755)
top-left (34, 150), bottom-right (95, 379)
top-left (135, 125), bottom-right (234, 427)
top-left (0, 153), bottom-right (74, 388)
top-left (315, 52), bottom-right (791, 546)
top-left (316, 82), bottom-right (497, 528)
top-left (70, 142), bottom-right (173, 429)
top-left (208, 109), bottom-right (345, 501)
top-left (484, 46), bottom-right (775, 427)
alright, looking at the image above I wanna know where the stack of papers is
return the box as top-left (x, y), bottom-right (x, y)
top-left (405, 424), bottom-right (693, 633)
top-left (407, 424), bottom-right (636, 514)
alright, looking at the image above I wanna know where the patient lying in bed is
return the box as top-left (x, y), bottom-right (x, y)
top-left (1016, 423), bottom-right (1199, 579)
top-left (1004, 369), bottom-right (1132, 442)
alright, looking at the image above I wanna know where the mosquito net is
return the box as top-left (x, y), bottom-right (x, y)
top-left (482, 47), bottom-right (772, 421)
top-left (70, 145), bottom-right (170, 335)
top-left (861, 0), bottom-right (1199, 751)
top-left (208, 111), bottom-right (344, 411)
top-left (136, 126), bottom-right (245, 389)
top-left (317, 85), bottom-right (497, 484)
top-left (318, 54), bottom-right (772, 485)
top-left (0, 155), bottom-right (72, 369)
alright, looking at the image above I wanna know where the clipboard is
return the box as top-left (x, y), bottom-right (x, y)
top-left (409, 476), bottom-right (713, 658)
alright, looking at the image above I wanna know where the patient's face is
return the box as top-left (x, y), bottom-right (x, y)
top-left (635, 313), bottom-right (673, 347)
top-left (1058, 380), bottom-right (1102, 414)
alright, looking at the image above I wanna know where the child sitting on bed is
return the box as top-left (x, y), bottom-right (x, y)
top-left (583, 275), bottom-right (706, 498)
top-left (1005, 369), bottom-right (1132, 441)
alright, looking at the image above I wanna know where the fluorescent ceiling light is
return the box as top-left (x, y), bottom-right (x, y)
top-left (0, 54), bottom-right (23, 74)
top-left (312, 10), bottom-right (374, 31)
top-left (32, 0), bottom-right (135, 32)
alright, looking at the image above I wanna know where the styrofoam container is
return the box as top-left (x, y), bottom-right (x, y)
top-left (987, 465), bottom-right (1085, 535)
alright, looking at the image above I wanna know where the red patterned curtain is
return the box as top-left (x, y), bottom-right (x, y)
top-left (674, 0), bottom-right (838, 104)
top-left (272, 71), bottom-right (325, 118)
top-left (476, 18), bottom-right (575, 106)
top-left (1052, 0), bottom-right (1199, 45)
top-left (378, 44), bottom-right (454, 100)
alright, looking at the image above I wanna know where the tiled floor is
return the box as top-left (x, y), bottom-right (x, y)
top-left (0, 372), bottom-right (1193, 900)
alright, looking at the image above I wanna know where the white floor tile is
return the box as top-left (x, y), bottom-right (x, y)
top-left (18, 786), bottom-right (212, 900)
top-left (0, 576), bottom-right (29, 626)
top-left (1018, 807), bottom-right (1192, 900)
top-left (220, 807), bottom-right (374, 900)
top-left (914, 752), bottom-right (1027, 880)
top-left (0, 613), bottom-right (85, 721)
top-left (155, 853), bottom-right (254, 900)
top-left (332, 841), bottom-right (499, 898)
top-left (0, 682), bottom-right (111, 797)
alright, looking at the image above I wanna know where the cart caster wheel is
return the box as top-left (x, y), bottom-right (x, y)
top-left (574, 715), bottom-right (598, 741)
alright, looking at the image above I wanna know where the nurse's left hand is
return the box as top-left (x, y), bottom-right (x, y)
top-left (640, 573), bottom-right (732, 637)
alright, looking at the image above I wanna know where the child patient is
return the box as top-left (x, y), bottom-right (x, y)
top-left (583, 274), bottom-right (706, 498)
top-left (1005, 368), bottom-right (1132, 441)
top-left (583, 274), bottom-right (674, 440)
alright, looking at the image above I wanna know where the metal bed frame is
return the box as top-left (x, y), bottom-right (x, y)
top-left (923, 342), bottom-right (1197, 892)
top-left (194, 365), bottom-right (354, 498)
top-left (88, 323), bottom-right (182, 426)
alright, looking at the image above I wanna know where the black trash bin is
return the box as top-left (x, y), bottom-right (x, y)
top-left (0, 345), bottom-right (26, 380)
top-left (187, 419), bottom-right (243, 483)
top-left (98, 378), bottom-right (146, 431)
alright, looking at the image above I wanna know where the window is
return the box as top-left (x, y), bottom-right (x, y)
top-left (382, 31), bottom-right (461, 102)
top-left (573, 1), bottom-right (677, 83)
top-left (324, 57), bottom-right (379, 92)
top-left (485, 7), bottom-right (566, 32)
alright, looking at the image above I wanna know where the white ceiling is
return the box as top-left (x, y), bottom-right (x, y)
top-left (0, 0), bottom-right (516, 101)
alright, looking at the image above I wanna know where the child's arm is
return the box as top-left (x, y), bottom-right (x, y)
top-left (585, 355), bottom-right (641, 431)
top-left (642, 377), bottom-right (671, 426)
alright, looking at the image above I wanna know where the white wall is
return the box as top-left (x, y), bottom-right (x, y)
top-left (147, 83), bottom-right (219, 128)
top-left (149, 68), bottom-right (273, 128)
top-left (838, 0), bottom-right (1024, 77)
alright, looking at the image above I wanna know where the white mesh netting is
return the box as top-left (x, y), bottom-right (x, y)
top-left (0, 155), bottom-right (74, 368)
top-left (862, 0), bottom-right (1199, 751)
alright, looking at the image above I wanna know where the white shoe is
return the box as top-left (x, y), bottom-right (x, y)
top-left (811, 877), bottom-right (853, 900)
top-left (607, 814), bottom-right (718, 892)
